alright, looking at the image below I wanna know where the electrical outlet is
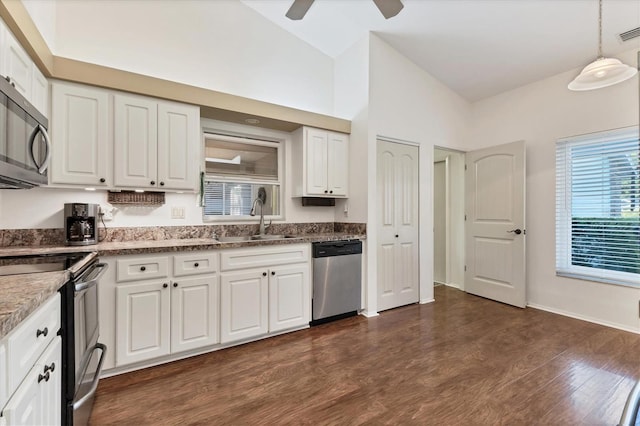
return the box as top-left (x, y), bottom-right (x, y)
top-left (100, 205), bottom-right (114, 221)
top-left (171, 206), bottom-right (185, 220)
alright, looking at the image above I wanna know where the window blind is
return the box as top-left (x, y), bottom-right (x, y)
top-left (556, 127), bottom-right (640, 286)
top-left (203, 181), bottom-right (253, 216)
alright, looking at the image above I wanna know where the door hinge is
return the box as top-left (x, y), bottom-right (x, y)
top-left (464, 164), bottom-right (467, 171)
top-left (464, 265), bottom-right (467, 272)
top-left (464, 214), bottom-right (467, 221)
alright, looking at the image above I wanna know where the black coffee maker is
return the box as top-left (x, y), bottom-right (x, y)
top-left (64, 203), bottom-right (98, 246)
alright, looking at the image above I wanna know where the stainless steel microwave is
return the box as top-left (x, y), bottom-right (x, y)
top-left (0, 75), bottom-right (50, 189)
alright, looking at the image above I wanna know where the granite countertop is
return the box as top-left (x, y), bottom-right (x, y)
top-left (0, 270), bottom-right (68, 340)
top-left (0, 232), bottom-right (365, 340)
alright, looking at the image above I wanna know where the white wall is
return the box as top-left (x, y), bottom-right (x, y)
top-left (45, 0), bottom-right (335, 116)
top-left (469, 48), bottom-right (640, 332)
top-left (21, 0), bottom-right (56, 49)
top-left (366, 34), bottom-right (471, 314)
top-left (334, 35), bottom-right (370, 223)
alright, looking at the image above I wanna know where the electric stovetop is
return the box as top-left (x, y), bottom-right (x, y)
top-left (0, 253), bottom-right (91, 276)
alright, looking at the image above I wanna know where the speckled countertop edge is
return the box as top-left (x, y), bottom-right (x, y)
top-left (0, 233), bottom-right (365, 340)
top-left (0, 270), bottom-right (68, 340)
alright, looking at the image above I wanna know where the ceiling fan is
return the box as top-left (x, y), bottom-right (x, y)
top-left (286, 0), bottom-right (404, 20)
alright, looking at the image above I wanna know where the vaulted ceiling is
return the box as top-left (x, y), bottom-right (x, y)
top-left (242, 0), bottom-right (640, 101)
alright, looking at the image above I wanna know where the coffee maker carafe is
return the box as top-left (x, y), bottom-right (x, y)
top-left (64, 203), bottom-right (98, 246)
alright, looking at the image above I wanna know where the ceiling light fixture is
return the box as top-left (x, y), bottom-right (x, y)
top-left (568, 0), bottom-right (637, 91)
top-left (286, 0), bottom-right (403, 20)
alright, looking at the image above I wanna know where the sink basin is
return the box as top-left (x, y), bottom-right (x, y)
top-left (251, 234), bottom-right (299, 240)
top-left (216, 236), bottom-right (253, 242)
top-left (216, 235), bottom-right (298, 242)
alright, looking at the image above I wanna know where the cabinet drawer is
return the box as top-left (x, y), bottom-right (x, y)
top-left (173, 252), bottom-right (217, 277)
top-left (221, 244), bottom-right (309, 271)
top-left (7, 294), bottom-right (60, 395)
top-left (116, 256), bottom-right (169, 282)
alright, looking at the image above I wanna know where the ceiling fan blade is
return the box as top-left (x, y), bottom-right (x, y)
top-left (286, 0), bottom-right (315, 20)
top-left (372, 0), bottom-right (404, 19)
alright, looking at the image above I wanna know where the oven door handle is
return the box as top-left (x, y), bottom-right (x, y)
top-left (73, 343), bottom-right (107, 410)
top-left (75, 262), bottom-right (108, 293)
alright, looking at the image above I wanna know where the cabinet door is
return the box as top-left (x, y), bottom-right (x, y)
top-left (171, 275), bottom-right (219, 353)
top-left (36, 336), bottom-right (61, 426)
top-left (3, 337), bottom-right (61, 426)
top-left (2, 28), bottom-right (31, 99)
top-left (327, 132), bottom-right (348, 196)
top-left (114, 94), bottom-right (158, 189)
top-left (50, 83), bottom-right (110, 186)
top-left (157, 102), bottom-right (199, 191)
top-left (30, 65), bottom-right (48, 116)
top-left (116, 281), bottom-right (170, 366)
top-left (268, 264), bottom-right (310, 333)
top-left (220, 270), bottom-right (268, 344)
top-left (305, 128), bottom-right (328, 195)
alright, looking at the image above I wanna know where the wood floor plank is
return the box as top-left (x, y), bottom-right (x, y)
top-left (91, 286), bottom-right (640, 425)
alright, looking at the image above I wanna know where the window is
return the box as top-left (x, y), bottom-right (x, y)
top-left (202, 133), bottom-right (282, 220)
top-left (556, 127), bottom-right (640, 286)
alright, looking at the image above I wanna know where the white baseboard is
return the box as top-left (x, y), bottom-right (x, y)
top-left (527, 303), bottom-right (639, 335)
top-left (361, 310), bottom-right (379, 318)
top-left (444, 283), bottom-right (461, 290)
top-left (420, 298), bottom-right (435, 304)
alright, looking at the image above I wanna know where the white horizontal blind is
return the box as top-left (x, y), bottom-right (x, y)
top-left (556, 127), bottom-right (640, 286)
top-left (203, 181), bottom-right (253, 216)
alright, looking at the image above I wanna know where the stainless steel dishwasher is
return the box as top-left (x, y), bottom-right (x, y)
top-left (311, 240), bottom-right (362, 325)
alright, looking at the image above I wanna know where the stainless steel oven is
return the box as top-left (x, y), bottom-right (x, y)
top-left (0, 251), bottom-right (107, 425)
top-left (61, 255), bottom-right (108, 426)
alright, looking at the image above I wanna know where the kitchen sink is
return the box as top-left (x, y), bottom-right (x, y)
top-left (250, 234), bottom-right (297, 240)
top-left (216, 235), bottom-right (298, 242)
top-left (216, 236), bottom-right (253, 242)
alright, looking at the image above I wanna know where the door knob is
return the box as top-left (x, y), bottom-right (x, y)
top-left (507, 229), bottom-right (523, 235)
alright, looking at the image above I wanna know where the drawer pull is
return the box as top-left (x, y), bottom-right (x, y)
top-left (38, 372), bottom-right (50, 383)
top-left (163, 283), bottom-right (168, 288)
top-left (140, 266), bottom-right (146, 272)
top-left (44, 362), bottom-right (55, 374)
top-left (194, 262), bottom-right (199, 267)
top-left (173, 282), bottom-right (178, 288)
top-left (262, 272), bottom-right (267, 277)
top-left (36, 327), bottom-right (48, 338)
top-left (271, 271), bottom-right (276, 276)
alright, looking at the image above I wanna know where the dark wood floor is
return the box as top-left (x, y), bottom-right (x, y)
top-left (91, 286), bottom-right (640, 425)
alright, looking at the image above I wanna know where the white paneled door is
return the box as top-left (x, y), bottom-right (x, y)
top-left (377, 140), bottom-right (419, 312)
top-left (465, 141), bottom-right (526, 307)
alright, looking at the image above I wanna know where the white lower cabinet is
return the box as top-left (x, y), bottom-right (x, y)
top-left (1, 294), bottom-right (61, 425)
top-left (116, 280), bottom-right (171, 365)
top-left (220, 244), bottom-right (310, 344)
top-left (220, 271), bottom-right (269, 343)
top-left (115, 253), bottom-right (219, 367)
top-left (108, 245), bottom-right (310, 371)
top-left (170, 276), bottom-right (218, 353)
top-left (2, 336), bottom-right (61, 426)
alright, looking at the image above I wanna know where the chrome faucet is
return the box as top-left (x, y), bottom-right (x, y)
top-left (250, 187), bottom-right (270, 235)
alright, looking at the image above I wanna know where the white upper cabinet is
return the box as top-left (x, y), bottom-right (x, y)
top-left (114, 94), bottom-right (199, 191)
top-left (114, 94), bottom-right (158, 189)
top-left (2, 28), bottom-right (31, 100)
top-left (50, 82), bottom-right (110, 186)
top-left (157, 102), bottom-right (199, 191)
top-left (30, 66), bottom-right (48, 116)
top-left (48, 83), bottom-right (200, 191)
top-left (0, 22), bottom-right (48, 117)
top-left (291, 126), bottom-right (349, 197)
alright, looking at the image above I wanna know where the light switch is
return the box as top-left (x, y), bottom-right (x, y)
top-left (171, 206), bottom-right (185, 219)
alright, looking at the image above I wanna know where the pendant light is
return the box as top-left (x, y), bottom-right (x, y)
top-left (568, 0), bottom-right (637, 91)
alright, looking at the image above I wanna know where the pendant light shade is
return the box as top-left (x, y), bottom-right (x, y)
top-left (568, 0), bottom-right (637, 91)
top-left (568, 57), bottom-right (638, 91)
